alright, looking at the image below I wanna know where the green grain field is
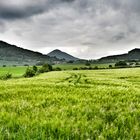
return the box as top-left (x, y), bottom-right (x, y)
top-left (0, 68), bottom-right (140, 139)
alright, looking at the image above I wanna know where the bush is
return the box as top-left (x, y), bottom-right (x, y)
top-left (136, 62), bottom-right (140, 65)
top-left (37, 68), bottom-right (44, 74)
top-left (0, 73), bottom-right (12, 80)
top-left (38, 64), bottom-right (52, 73)
top-left (85, 61), bottom-right (91, 66)
top-left (24, 68), bottom-right (35, 78)
top-left (3, 65), bottom-right (6, 67)
top-left (115, 61), bottom-right (127, 67)
top-left (89, 67), bottom-right (94, 70)
top-left (24, 64), bottom-right (29, 66)
top-left (67, 60), bottom-right (74, 63)
top-left (94, 66), bottom-right (99, 69)
top-left (53, 67), bottom-right (62, 71)
top-left (79, 67), bottom-right (89, 70)
top-left (43, 64), bottom-right (52, 72)
top-left (109, 65), bottom-right (112, 68)
top-left (24, 64), bottom-right (53, 78)
top-left (33, 66), bottom-right (38, 73)
top-left (73, 68), bottom-right (78, 70)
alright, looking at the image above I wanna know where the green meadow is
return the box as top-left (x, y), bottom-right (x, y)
top-left (0, 66), bottom-right (27, 77)
top-left (0, 67), bottom-right (139, 139)
top-left (0, 63), bottom-right (114, 77)
top-left (53, 63), bottom-right (115, 70)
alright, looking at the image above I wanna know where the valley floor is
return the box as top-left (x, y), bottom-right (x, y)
top-left (0, 68), bottom-right (140, 139)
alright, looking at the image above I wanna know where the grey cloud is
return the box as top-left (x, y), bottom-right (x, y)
top-left (0, 0), bottom-right (75, 20)
top-left (61, 0), bottom-right (75, 2)
top-left (112, 33), bottom-right (126, 42)
top-left (0, 20), bottom-right (6, 32)
top-left (0, 1), bottom-right (46, 20)
top-left (0, 6), bottom-right (44, 20)
top-left (0, 0), bottom-right (140, 59)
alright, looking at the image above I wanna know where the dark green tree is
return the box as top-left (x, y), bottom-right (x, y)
top-left (115, 61), bottom-right (127, 67)
top-left (38, 64), bottom-right (53, 73)
top-left (33, 66), bottom-right (38, 73)
top-left (85, 61), bottom-right (91, 66)
top-left (24, 68), bottom-right (35, 78)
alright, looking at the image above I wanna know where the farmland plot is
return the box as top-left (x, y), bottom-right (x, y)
top-left (0, 68), bottom-right (140, 139)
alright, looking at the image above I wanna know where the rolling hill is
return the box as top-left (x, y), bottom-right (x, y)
top-left (99, 48), bottom-right (140, 62)
top-left (1, 40), bottom-right (139, 66)
top-left (0, 40), bottom-right (58, 66)
top-left (47, 49), bottom-right (79, 61)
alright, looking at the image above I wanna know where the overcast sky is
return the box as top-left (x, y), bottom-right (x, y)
top-left (0, 0), bottom-right (140, 59)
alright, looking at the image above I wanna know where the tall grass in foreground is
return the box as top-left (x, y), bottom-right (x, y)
top-left (0, 68), bottom-right (139, 139)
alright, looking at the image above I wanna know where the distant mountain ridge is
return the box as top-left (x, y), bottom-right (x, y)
top-left (0, 40), bottom-right (58, 66)
top-left (99, 48), bottom-right (140, 62)
top-left (47, 49), bottom-right (79, 61)
top-left (0, 40), bottom-right (139, 66)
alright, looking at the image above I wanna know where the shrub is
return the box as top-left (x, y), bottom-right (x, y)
top-left (94, 66), bottom-right (99, 69)
top-left (24, 68), bottom-right (35, 78)
top-left (24, 64), bottom-right (53, 78)
top-left (33, 66), bottom-right (38, 73)
top-left (115, 61), bottom-right (127, 67)
top-left (0, 73), bottom-right (12, 80)
top-left (85, 61), bottom-right (91, 66)
top-left (43, 64), bottom-right (52, 72)
top-left (53, 67), bottom-right (62, 71)
top-left (37, 68), bottom-right (44, 74)
top-left (136, 62), bottom-right (139, 65)
top-left (3, 65), bottom-right (6, 67)
top-left (73, 68), bottom-right (78, 70)
top-left (24, 64), bottom-right (29, 66)
top-left (67, 60), bottom-right (74, 63)
top-left (79, 67), bottom-right (89, 70)
top-left (38, 64), bottom-right (52, 73)
top-left (109, 65), bottom-right (112, 68)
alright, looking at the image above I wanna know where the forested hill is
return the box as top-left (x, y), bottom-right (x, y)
top-left (47, 49), bottom-right (79, 61)
top-left (99, 48), bottom-right (140, 62)
top-left (0, 40), bottom-right (57, 66)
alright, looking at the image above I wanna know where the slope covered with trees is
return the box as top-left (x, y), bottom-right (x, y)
top-left (0, 41), bottom-right (58, 66)
top-left (99, 48), bottom-right (140, 62)
top-left (47, 49), bottom-right (79, 61)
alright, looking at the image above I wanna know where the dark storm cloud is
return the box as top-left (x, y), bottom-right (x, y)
top-left (0, 0), bottom-right (75, 20)
top-left (0, 6), bottom-right (43, 20)
top-left (61, 0), bottom-right (75, 2)
top-left (0, 0), bottom-right (140, 58)
top-left (0, 1), bottom-right (47, 20)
